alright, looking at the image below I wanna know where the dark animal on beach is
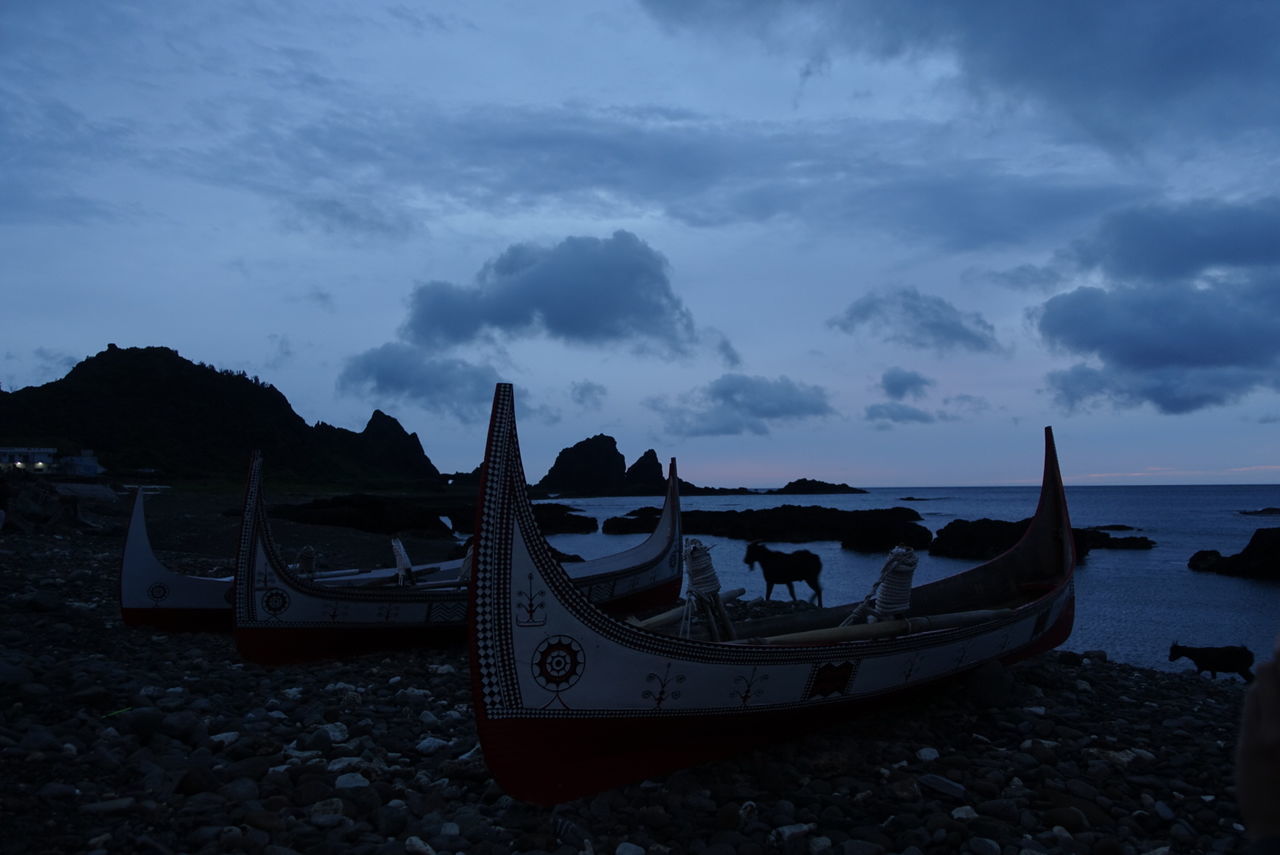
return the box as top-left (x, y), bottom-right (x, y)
top-left (743, 541), bottom-right (823, 607)
top-left (1168, 642), bottom-right (1254, 682)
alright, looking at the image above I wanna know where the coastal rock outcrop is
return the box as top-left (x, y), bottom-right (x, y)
top-left (536, 435), bottom-right (626, 496)
top-left (770, 479), bottom-right (868, 495)
top-left (1187, 527), bottom-right (1280, 579)
top-left (930, 518), bottom-right (1031, 561)
top-left (267, 495), bottom-right (458, 538)
top-left (532, 503), bottom-right (600, 535)
top-left (603, 507), bottom-right (661, 534)
top-left (838, 509), bottom-right (933, 552)
top-left (623, 450), bottom-right (667, 494)
top-left (681, 505), bottom-right (930, 550)
top-left (931, 519), bottom-right (1154, 563)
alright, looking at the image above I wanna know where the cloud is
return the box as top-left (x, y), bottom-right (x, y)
top-left (570, 380), bottom-right (607, 410)
top-left (942, 394), bottom-right (991, 416)
top-left (399, 231), bottom-right (704, 359)
top-left (865, 402), bottom-right (935, 425)
top-left (1035, 198), bottom-right (1280, 413)
top-left (265, 334), bottom-right (293, 370)
top-left (880, 367), bottom-right (933, 401)
top-left (33, 347), bottom-right (79, 378)
top-left (977, 263), bottom-right (1066, 293)
top-left (157, 88), bottom-right (1142, 249)
top-left (648, 373), bottom-right (835, 437)
top-left (281, 194), bottom-right (422, 241)
top-left (1043, 362), bottom-right (1279, 415)
top-left (1070, 198), bottom-right (1280, 282)
top-left (639, 1), bottom-right (1280, 147)
top-left (337, 343), bottom-right (500, 422)
top-left (831, 286), bottom-right (1002, 354)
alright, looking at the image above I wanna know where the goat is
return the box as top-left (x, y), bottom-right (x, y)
top-left (1168, 642), bottom-right (1254, 682)
top-left (743, 541), bottom-right (823, 607)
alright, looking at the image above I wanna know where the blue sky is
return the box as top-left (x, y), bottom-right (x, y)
top-left (3, 1), bottom-right (1278, 487)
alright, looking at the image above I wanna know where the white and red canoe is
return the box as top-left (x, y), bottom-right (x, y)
top-left (233, 449), bottom-right (685, 665)
top-left (469, 383), bottom-right (1076, 805)
top-left (118, 489), bottom-right (449, 632)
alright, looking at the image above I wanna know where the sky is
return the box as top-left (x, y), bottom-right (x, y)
top-left (3, 1), bottom-right (1279, 488)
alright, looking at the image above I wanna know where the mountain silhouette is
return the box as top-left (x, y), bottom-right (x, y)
top-left (0, 344), bottom-right (442, 484)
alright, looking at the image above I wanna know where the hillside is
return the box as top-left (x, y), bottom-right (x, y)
top-left (0, 345), bottom-right (441, 485)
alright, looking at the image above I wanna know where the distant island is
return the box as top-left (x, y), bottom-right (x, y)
top-left (769, 478), bottom-right (867, 495)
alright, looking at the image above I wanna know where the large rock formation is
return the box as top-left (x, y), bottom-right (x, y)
top-left (930, 518), bottom-right (1153, 564)
top-left (681, 504), bottom-right (931, 549)
top-left (1187, 528), bottom-right (1280, 580)
top-left (623, 449), bottom-right (667, 494)
top-left (536, 434), bottom-right (626, 496)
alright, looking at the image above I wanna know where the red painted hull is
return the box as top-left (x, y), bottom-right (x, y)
top-left (478, 638), bottom-right (1062, 806)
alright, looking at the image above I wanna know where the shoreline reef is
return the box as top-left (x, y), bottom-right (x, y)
top-left (0, 526), bottom-right (1257, 855)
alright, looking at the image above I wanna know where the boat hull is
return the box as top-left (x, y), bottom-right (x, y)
top-left (233, 451), bottom-right (686, 665)
top-left (468, 384), bottom-right (1077, 805)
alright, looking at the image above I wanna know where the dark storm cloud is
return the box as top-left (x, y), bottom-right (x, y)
top-left (865, 402), bottom-right (935, 425)
top-left (1069, 199), bottom-right (1280, 282)
top-left (1035, 197), bottom-right (1280, 413)
top-left (400, 231), bottom-right (702, 358)
top-left (648, 374), bottom-right (835, 437)
top-left (640, 1), bottom-right (1280, 145)
top-left (337, 343), bottom-right (500, 422)
top-left (1038, 282), bottom-right (1280, 414)
top-left (1043, 363), bottom-right (1278, 416)
top-left (880, 367), bottom-right (933, 401)
top-left (570, 380), bottom-right (607, 410)
top-left (831, 287), bottom-right (1001, 354)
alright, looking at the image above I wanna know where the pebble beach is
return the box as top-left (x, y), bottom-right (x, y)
top-left (0, 519), bottom-right (1258, 855)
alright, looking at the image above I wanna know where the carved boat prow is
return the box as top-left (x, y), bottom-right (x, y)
top-left (118, 488), bottom-right (234, 631)
top-left (469, 383), bottom-right (1075, 805)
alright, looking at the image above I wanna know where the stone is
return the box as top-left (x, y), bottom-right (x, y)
top-left (968, 838), bottom-right (1001, 855)
top-left (918, 773), bottom-right (966, 800)
top-left (335, 772), bottom-right (370, 789)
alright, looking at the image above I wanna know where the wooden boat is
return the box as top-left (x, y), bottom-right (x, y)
top-left (118, 489), bottom-right (443, 632)
top-left (468, 383), bottom-right (1075, 805)
top-left (234, 450), bottom-right (685, 665)
top-left (119, 489), bottom-right (238, 631)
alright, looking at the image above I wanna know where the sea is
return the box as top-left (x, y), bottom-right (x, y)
top-left (542, 484), bottom-right (1280, 675)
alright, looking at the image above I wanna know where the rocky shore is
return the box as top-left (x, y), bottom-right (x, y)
top-left (0, 523), bottom-right (1257, 855)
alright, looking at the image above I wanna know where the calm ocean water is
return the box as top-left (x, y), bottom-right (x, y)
top-left (543, 484), bottom-right (1280, 674)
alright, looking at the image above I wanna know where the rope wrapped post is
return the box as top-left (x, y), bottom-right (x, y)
top-left (391, 537), bottom-right (413, 586)
top-left (681, 538), bottom-right (737, 641)
top-left (840, 545), bottom-right (918, 626)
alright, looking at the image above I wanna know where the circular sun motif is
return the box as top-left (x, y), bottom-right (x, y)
top-left (147, 582), bottom-right (169, 603)
top-left (261, 587), bottom-right (290, 616)
top-left (532, 635), bottom-right (585, 693)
